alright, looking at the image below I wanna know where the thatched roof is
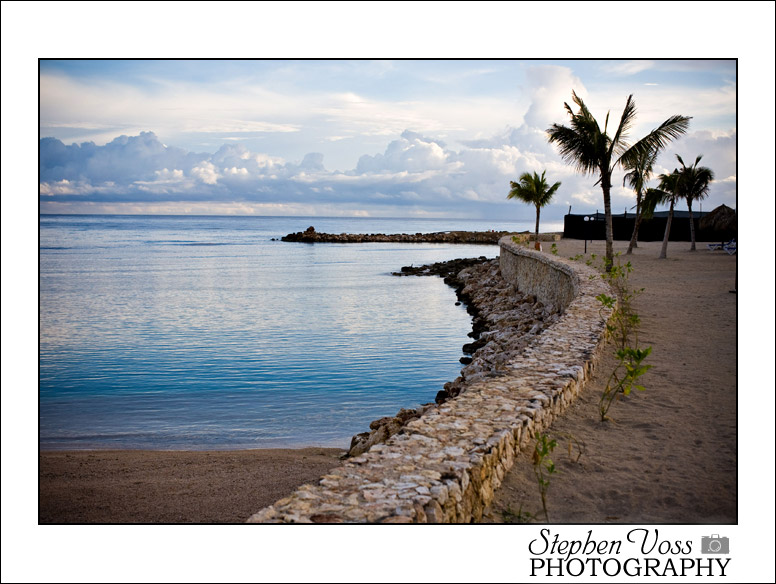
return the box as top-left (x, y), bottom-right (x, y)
top-left (700, 204), bottom-right (737, 233)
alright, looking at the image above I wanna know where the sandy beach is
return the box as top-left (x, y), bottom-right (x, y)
top-left (39, 447), bottom-right (344, 523)
top-left (483, 238), bottom-right (737, 523)
top-left (39, 239), bottom-right (736, 524)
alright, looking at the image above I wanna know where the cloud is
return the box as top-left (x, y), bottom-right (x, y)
top-left (601, 60), bottom-right (656, 76)
top-left (355, 130), bottom-right (450, 174)
top-left (191, 162), bottom-right (219, 185)
top-left (40, 61), bottom-right (736, 221)
top-left (521, 65), bottom-right (588, 131)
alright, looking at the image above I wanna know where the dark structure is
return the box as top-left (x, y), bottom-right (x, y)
top-left (563, 206), bottom-right (736, 242)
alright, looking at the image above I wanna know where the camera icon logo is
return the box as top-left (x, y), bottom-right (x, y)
top-left (701, 534), bottom-right (729, 554)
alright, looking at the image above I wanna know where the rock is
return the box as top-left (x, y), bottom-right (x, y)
top-left (369, 417), bottom-right (395, 430)
top-left (347, 408), bottom-right (421, 457)
top-left (379, 515), bottom-right (414, 524)
top-left (396, 408), bottom-right (420, 423)
top-left (349, 432), bottom-right (370, 452)
top-left (281, 230), bottom-right (518, 245)
top-left (310, 513), bottom-right (343, 523)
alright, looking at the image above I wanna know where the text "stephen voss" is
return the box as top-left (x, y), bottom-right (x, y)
top-left (529, 529), bottom-right (730, 577)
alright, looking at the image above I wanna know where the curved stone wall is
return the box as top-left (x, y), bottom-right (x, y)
top-left (248, 238), bottom-right (611, 523)
top-left (499, 237), bottom-right (578, 312)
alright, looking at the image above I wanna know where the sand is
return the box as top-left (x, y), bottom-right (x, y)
top-left (39, 238), bottom-right (737, 524)
top-left (39, 447), bottom-right (344, 523)
top-left (482, 239), bottom-right (737, 524)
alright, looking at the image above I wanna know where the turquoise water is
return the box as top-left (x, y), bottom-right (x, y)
top-left (39, 215), bottom-right (541, 450)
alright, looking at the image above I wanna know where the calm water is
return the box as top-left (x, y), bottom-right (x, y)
top-left (39, 215), bottom-right (546, 450)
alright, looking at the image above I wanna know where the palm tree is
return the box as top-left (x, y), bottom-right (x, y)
top-left (547, 91), bottom-right (690, 268)
top-left (648, 170), bottom-right (682, 259)
top-left (676, 154), bottom-right (715, 250)
top-left (622, 146), bottom-right (658, 254)
top-left (507, 171), bottom-right (561, 248)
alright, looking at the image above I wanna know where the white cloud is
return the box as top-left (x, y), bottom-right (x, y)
top-left (39, 57), bottom-right (737, 222)
top-left (521, 65), bottom-right (588, 131)
top-left (601, 60), bottom-right (656, 76)
top-left (192, 162), bottom-right (219, 185)
top-left (355, 130), bottom-right (450, 174)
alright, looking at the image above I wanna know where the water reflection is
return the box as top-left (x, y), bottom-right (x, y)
top-left (39, 216), bottom-right (503, 449)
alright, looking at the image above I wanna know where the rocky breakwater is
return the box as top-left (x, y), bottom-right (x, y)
top-left (281, 225), bottom-right (515, 244)
top-left (248, 242), bottom-right (612, 523)
top-left (346, 257), bottom-right (559, 457)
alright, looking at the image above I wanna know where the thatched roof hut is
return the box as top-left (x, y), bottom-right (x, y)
top-left (700, 204), bottom-right (737, 232)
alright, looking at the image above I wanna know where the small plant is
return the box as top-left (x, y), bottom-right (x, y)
top-left (554, 431), bottom-right (585, 463)
top-left (597, 254), bottom-right (643, 345)
top-left (550, 243), bottom-right (558, 255)
top-left (532, 432), bottom-right (558, 522)
top-left (599, 347), bottom-right (652, 421)
top-left (501, 504), bottom-right (535, 524)
top-left (512, 234), bottom-right (531, 248)
top-left (593, 253), bottom-right (651, 420)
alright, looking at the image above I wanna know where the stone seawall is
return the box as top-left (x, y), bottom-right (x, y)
top-left (499, 237), bottom-right (578, 312)
top-left (248, 237), bottom-right (611, 523)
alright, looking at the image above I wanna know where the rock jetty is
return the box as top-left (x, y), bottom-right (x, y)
top-left (347, 257), bottom-right (559, 457)
top-left (282, 226), bottom-right (517, 244)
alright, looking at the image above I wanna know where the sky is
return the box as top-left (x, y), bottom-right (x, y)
top-left (39, 58), bottom-right (738, 222)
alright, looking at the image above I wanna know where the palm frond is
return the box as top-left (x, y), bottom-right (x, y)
top-left (678, 159), bottom-right (715, 204)
top-left (641, 187), bottom-right (668, 220)
top-left (610, 94), bottom-right (637, 158)
top-left (656, 170), bottom-right (681, 200)
top-left (618, 115), bottom-right (692, 168)
top-left (546, 124), bottom-right (600, 175)
top-left (507, 170), bottom-right (561, 208)
top-left (622, 146), bottom-right (658, 192)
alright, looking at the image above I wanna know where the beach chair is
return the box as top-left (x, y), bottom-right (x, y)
top-left (724, 239), bottom-right (736, 255)
top-left (708, 237), bottom-right (734, 251)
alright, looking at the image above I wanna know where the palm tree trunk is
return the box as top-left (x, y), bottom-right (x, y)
top-left (535, 205), bottom-right (540, 244)
top-left (602, 173), bottom-right (614, 270)
top-left (688, 199), bottom-right (696, 251)
top-left (659, 199), bottom-right (674, 259)
top-left (627, 213), bottom-right (644, 255)
top-left (626, 193), bottom-right (642, 254)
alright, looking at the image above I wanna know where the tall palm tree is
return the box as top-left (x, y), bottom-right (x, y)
top-left (507, 171), bottom-right (561, 248)
top-left (623, 146), bottom-right (658, 254)
top-left (547, 91), bottom-right (690, 268)
top-left (676, 154), bottom-right (715, 250)
top-left (649, 170), bottom-right (682, 259)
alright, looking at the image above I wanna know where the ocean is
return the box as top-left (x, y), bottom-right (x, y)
top-left (39, 214), bottom-right (554, 450)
